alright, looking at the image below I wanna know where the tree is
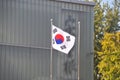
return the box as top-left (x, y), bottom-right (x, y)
top-left (98, 32), bottom-right (120, 80)
top-left (94, 0), bottom-right (120, 79)
top-left (104, 2), bottom-right (119, 33)
top-left (94, 0), bottom-right (105, 79)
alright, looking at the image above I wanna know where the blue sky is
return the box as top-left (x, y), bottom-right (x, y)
top-left (101, 0), bottom-right (113, 7)
top-left (102, 0), bottom-right (113, 5)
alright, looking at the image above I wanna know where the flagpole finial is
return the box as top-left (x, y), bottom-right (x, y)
top-left (78, 21), bottom-right (80, 24)
top-left (51, 18), bottom-right (53, 22)
top-left (51, 19), bottom-right (53, 21)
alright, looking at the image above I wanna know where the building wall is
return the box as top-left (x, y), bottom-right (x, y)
top-left (0, 0), bottom-right (94, 80)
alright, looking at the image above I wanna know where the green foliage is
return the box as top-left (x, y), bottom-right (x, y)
top-left (94, 0), bottom-right (120, 80)
top-left (98, 32), bottom-right (120, 80)
top-left (94, 0), bottom-right (104, 79)
top-left (94, 0), bottom-right (104, 41)
top-left (104, 3), bottom-right (119, 33)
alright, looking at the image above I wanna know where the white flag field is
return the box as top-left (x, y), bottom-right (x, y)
top-left (52, 24), bottom-right (75, 54)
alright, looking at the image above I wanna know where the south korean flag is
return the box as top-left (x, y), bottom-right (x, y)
top-left (52, 24), bottom-right (75, 54)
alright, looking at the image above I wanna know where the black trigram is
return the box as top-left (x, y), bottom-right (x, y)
top-left (66, 36), bottom-right (71, 41)
top-left (60, 45), bottom-right (66, 50)
top-left (53, 28), bottom-right (57, 33)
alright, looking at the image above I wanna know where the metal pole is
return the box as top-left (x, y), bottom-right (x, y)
top-left (77, 21), bottom-right (80, 80)
top-left (50, 19), bottom-right (53, 80)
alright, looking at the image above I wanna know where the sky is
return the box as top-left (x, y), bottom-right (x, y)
top-left (101, 0), bottom-right (113, 7)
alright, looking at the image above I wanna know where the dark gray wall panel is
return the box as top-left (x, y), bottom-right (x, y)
top-left (0, 45), bottom-right (51, 80)
top-left (0, 0), bottom-right (94, 80)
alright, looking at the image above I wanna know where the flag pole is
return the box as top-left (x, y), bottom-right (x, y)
top-left (77, 21), bottom-right (80, 80)
top-left (50, 19), bottom-right (53, 80)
